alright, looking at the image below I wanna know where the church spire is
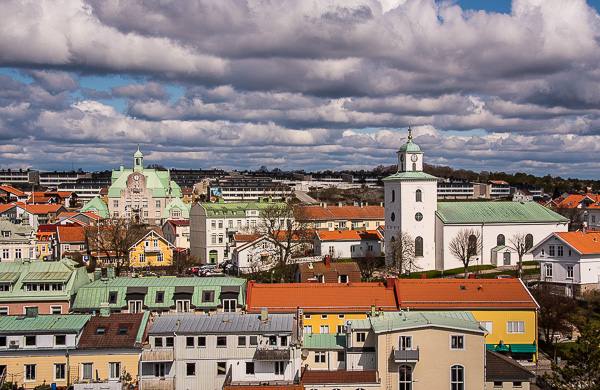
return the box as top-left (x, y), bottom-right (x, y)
top-left (408, 125), bottom-right (412, 141)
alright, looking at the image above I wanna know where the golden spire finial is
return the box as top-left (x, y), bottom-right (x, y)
top-left (408, 125), bottom-right (412, 140)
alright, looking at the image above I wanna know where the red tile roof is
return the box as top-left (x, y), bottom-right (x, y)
top-left (395, 279), bottom-right (538, 310)
top-left (246, 282), bottom-right (398, 313)
top-left (316, 230), bottom-right (382, 241)
top-left (302, 205), bottom-right (384, 220)
top-left (167, 220), bottom-right (189, 226)
top-left (77, 313), bottom-right (147, 349)
top-left (18, 204), bottom-right (64, 214)
top-left (554, 231), bottom-right (600, 254)
top-left (302, 370), bottom-right (379, 384)
top-left (558, 194), bottom-right (600, 209)
top-left (0, 186), bottom-right (25, 196)
top-left (57, 226), bottom-right (86, 243)
top-left (233, 234), bottom-right (261, 242)
top-left (0, 204), bottom-right (16, 213)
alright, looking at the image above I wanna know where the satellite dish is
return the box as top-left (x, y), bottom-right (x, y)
top-left (301, 350), bottom-right (309, 360)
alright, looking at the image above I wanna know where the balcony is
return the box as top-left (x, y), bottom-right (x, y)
top-left (141, 349), bottom-right (174, 361)
top-left (255, 347), bottom-right (291, 361)
top-left (139, 377), bottom-right (175, 390)
top-left (144, 246), bottom-right (162, 252)
top-left (393, 347), bottom-right (419, 363)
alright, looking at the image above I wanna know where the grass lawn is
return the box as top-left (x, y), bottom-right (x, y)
top-left (540, 342), bottom-right (580, 360)
top-left (401, 264), bottom-right (495, 279)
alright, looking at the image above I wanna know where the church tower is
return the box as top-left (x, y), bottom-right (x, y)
top-left (383, 127), bottom-right (438, 271)
top-left (134, 146), bottom-right (144, 172)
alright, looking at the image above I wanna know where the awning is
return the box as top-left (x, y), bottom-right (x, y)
top-left (509, 344), bottom-right (537, 353)
top-left (486, 344), bottom-right (509, 352)
top-left (221, 285), bottom-right (240, 294)
top-left (174, 286), bottom-right (194, 294)
top-left (126, 286), bottom-right (148, 295)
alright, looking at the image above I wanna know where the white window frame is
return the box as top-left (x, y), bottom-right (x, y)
top-left (567, 265), bottom-right (574, 279)
top-left (109, 362), bottom-right (121, 380)
top-left (176, 299), bottom-right (191, 313)
top-left (54, 363), bottom-right (66, 381)
top-left (24, 364), bottom-right (36, 382)
top-left (128, 300), bottom-right (143, 313)
top-left (81, 363), bottom-right (93, 381)
top-left (223, 299), bottom-right (237, 313)
top-left (320, 325), bottom-right (329, 334)
top-left (398, 335), bottom-right (412, 350)
top-left (0, 307), bottom-right (8, 316)
top-left (303, 325), bottom-right (313, 335)
top-left (478, 321), bottom-right (493, 333)
top-left (545, 263), bottom-right (553, 278)
top-left (507, 321), bottom-right (525, 334)
top-left (50, 305), bottom-right (62, 315)
top-left (450, 365), bottom-right (465, 390)
top-left (450, 334), bottom-right (465, 351)
top-left (314, 351), bottom-right (326, 363)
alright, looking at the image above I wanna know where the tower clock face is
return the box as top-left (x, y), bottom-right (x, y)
top-left (411, 154), bottom-right (418, 162)
top-left (133, 174), bottom-right (140, 181)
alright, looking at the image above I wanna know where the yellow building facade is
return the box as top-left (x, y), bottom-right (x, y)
top-left (129, 230), bottom-right (174, 268)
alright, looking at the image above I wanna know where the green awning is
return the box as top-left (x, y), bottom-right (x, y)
top-left (486, 344), bottom-right (509, 352)
top-left (510, 344), bottom-right (537, 353)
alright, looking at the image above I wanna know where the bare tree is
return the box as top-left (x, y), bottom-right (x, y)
top-left (259, 203), bottom-right (314, 282)
top-left (356, 251), bottom-right (384, 281)
top-left (508, 232), bottom-right (532, 279)
top-left (448, 228), bottom-right (482, 278)
top-left (532, 284), bottom-right (577, 349)
top-left (84, 217), bottom-right (148, 276)
top-left (387, 230), bottom-right (419, 275)
top-left (555, 205), bottom-right (585, 231)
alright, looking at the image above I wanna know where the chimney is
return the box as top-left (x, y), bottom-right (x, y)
top-left (261, 308), bottom-right (268, 321)
top-left (324, 256), bottom-right (331, 267)
top-left (107, 264), bottom-right (115, 279)
top-left (370, 305), bottom-right (376, 317)
top-left (469, 274), bottom-right (476, 279)
top-left (93, 268), bottom-right (102, 281)
top-left (386, 277), bottom-right (396, 289)
top-left (120, 165), bottom-right (124, 171)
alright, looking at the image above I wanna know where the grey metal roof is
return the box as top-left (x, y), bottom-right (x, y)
top-left (148, 313), bottom-right (294, 334)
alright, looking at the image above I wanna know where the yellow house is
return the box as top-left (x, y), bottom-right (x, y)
top-left (36, 231), bottom-right (54, 260)
top-left (70, 312), bottom-right (149, 386)
top-left (396, 279), bottom-right (539, 362)
top-left (129, 230), bottom-right (174, 268)
top-left (0, 313), bottom-right (91, 389)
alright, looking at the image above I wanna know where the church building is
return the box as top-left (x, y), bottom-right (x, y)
top-left (384, 128), bottom-right (569, 271)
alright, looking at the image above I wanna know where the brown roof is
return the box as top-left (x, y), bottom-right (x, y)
top-left (77, 313), bottom-right (147, 349)
top-left (302, 370), bottom-right (379, 384)
top-left (57, 226), bottom-right (86, 243)
top-left (486, 350), bottom-right (535, 382)
top-left (302, 205), bottom-right (384, 220)
top-left (298, 261), bottom-right (360, 275)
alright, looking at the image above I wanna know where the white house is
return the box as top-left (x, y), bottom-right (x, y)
top-left (313, 230), bottom-right (383, 259)
top-left (230, 234), bottom-right (280, 274)
top-left (530, 230), bottom-right (600, 297)
top-left (384, 128), bottom-right (569, 271)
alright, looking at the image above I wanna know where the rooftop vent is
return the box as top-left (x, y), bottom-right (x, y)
top-left (460, 285), bottom-right (466, 290)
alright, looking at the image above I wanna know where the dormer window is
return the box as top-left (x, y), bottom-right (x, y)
top-left (95, 327), bottom-right (106, 335)
top-left (2, 231), bottom-right (10, 238)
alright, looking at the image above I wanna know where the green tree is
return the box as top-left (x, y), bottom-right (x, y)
top-left (545, 322), bottom-right (600, 389)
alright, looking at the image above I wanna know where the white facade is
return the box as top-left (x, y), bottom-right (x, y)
top-left (313, 233), bottom-right (382, 259)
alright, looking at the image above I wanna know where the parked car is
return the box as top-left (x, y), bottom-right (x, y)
top-left (200, 263), bottom-right (218, 270)
top-left (496, 275), bottom-right (515, 279)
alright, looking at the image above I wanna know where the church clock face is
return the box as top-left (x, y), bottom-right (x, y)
top-left (133, 174), bottom-right (140, 181)
top-left (411, 154), bottom-right (418, 162)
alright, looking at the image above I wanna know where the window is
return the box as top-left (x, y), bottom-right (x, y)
top-left (567, 265), bottom-right (574, 279)
top-left (186, 337), bottom-right (195, 347)
top-left (525, 234), bottom-right (533, 251)
top-left (320, 325), bottom-right (329, 334)
top-left (217, 336), bottom-right (227, 347)
top-left (268, 336), bottom-right (277, 345)
top-left (186, 362), bottom-right (196, 376)
top-left (451, 365), bottom-right (465, 390)
top-left (275, 361), bottom-right (285, 375)
top-left (497, 234), bottom-right (505, 246)
top-left (109, 362), bottom-right (121, 380)
top-left (156, 200), bottom-right (161, 208)
top-left (113, 200), bottom-right (119, 208)
top-left (54, 363), bottom-right (66, 381)
top-left (398, 335), bottom-right (412, 350)
top-left (450, 335), bottom-right (464, 350)
top-left (238, 336), bottom-right (246, 347)
top-left (337, 325), bottom-right (346, 333)
top-left (245, 361), bottom-right (255, 374)
top-left (211, 234), bottom-right (216, 244)
top-left (303, 325), bottom-right (313, 334)
top-left (478, 321), bottom-right (493, 333)
top-left (545, 263), bottom-right (553, 278)
top-left (217, 362), bottom-right (226, 376)
top-left (507, 321), bottom-right (525, 334)
top-left (416, 189), bottom-right (422, 202)
top-left (25, 336), bottom-right (36, 346)
top-left (176, 300), bottom-right (190, 313)
top-left (108, 291), bottom-right (118, 303)
top-left (329, 246), bottom-right (334, 255)
top-left (398, 365), bottom-right (412, 390)
top-left (55, 335), bottom-right (66, 346)
top-left (14, 249), bottom-right (21, 259)
top-left (202, 290), bottom-right (215, 302)
top-left (155, 291), bottom-right (164, 303)
top-left (117, 326), bottom-right (129, 335)
top-left (154, 337), bottom-right (163, 348)
top-left (223, 299), bottom-right (237, 312)
top-left (315, 351), bottom-right (326, 363)
top-left (391, 190), bottom-right (395, 202)
top-left (25, 364), bottom-right (36, 381)
top-left (197, 336), bottom-right (206, 347)
top-left (356, 332), bottom-right (366, 342)
top-left (558, 245), bottom-right (564, 257)
top-left (0, 307), bottom-right (7, 316)
top-left (154, 363), bottom-right (166, 377)
top-left (1, 231), bottom-right (9, 238)
top-left (415, 236), bottom-right (423, 257)
top-left (549, 245), bottom-right (555, 256)
top-left (339, 274), bottom-right (348, 283)
top-left (128, 300), bottom-right (143, 313)
top-left (250, 336), bottom-right (258, 345)
top-left (51, 306), bottom-right (62, 314)
top-left (321, 314), bottom-right (328, 319)
top-left (0, 336), bottom-right (5, 347)
top-left (280, 336), bottom-right (288, 346)
top-left (493, 382), bottom-right (502, 388)
top-left (513, 382), bottom-right (522, 388)
top-left (157, 253), bottom-right (164, 262)
top-left (82, 363), bottom-right (93, 380)
top-left (139, 253), bottom-right (146, 263)
top-left (165, 337), bottom-right (174, 347)
top-left (2, 249), bottom-right (9, 259)
top-left (95, 327), bottom-right (106, 335)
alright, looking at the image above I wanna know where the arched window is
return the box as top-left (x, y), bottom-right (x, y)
top-left (525, 234), bottom-right (533, 251)
top-left (415, 237), bottom-right (423, 257)
top-left (416, 189), bottom-right (422, 202)
top-left (497, 234), bottom-right (505, 246)
top-left (412, 162), bottom-right (416, 171)
top-left (399, 365), bottom-right (412, 390)
top-left (392, 190), bottom-right (395, 202)
top-left (468, 235), bottom-right (478, 257)
top-left (450, 365), bottom-right (464, 390)
top-left (391, 212), bottom-right (395, 222)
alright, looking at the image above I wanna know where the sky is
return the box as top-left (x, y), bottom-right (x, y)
top-left (2, 0), bottom-right (600, 179)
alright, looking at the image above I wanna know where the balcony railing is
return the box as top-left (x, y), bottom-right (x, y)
top-left (141, 349), bottom-right (174, 361)
top-left (393, 347), bottom-right (419, 362)
top-left (255, 347), bottom-right (291, 361)
top-left (139, 377), bottom-right (175, 390)
top-left (144, 246), bottom-right (162, 252)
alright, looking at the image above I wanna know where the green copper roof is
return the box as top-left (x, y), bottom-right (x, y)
top-left (356, 311), bottom-right (483, 333)
top-left (0, 259), bottom-right (89, 302)
top-left (436, 201), bottom-right (570, 224)
top-left (303, 333), bottom-right (346, 349)
top-left (72, 276), bottom-right (247, 311)
top-left (108, 168), bottom-right (182, 198)
top-left (383, 171), bottom-right (439, 181)
top-left (0, 314), bottom-right (91, 334)
top-left (398, 140), bottom-right (422, 153)
top-left (196, 201), bottom-right (289, 218)
top-left (162, 197), bottom-right (191, 219)
top-left (80, 196), bottom-right (109, 219)
top-left (134, 147), bottom-right (143, 158)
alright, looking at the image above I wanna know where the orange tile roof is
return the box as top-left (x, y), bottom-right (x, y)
top-left (0, 204), bottom-right (16, 213)
top-left (0, 186), bottom-right (25, 196)
top-left (56, 226), bottom-right (86, 243)
top-left (302, 205), bottom-right (384, 220)
top-left (246, 282), bottom-right (398, 313)
top-left (18, 204), bottom-right (64, 214)
top-left (233, 234), bottom-right (262, 242)
top-left (316, 230), bottom-right (382, 241)
top-left (558, 194), bottom-right (600, 209)
top-left (554, 231), bottom-right (600, 254)
top-left (303, 370), bottom-right (378, 384)
top-left (395, 279), bottom-right (538, 310)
